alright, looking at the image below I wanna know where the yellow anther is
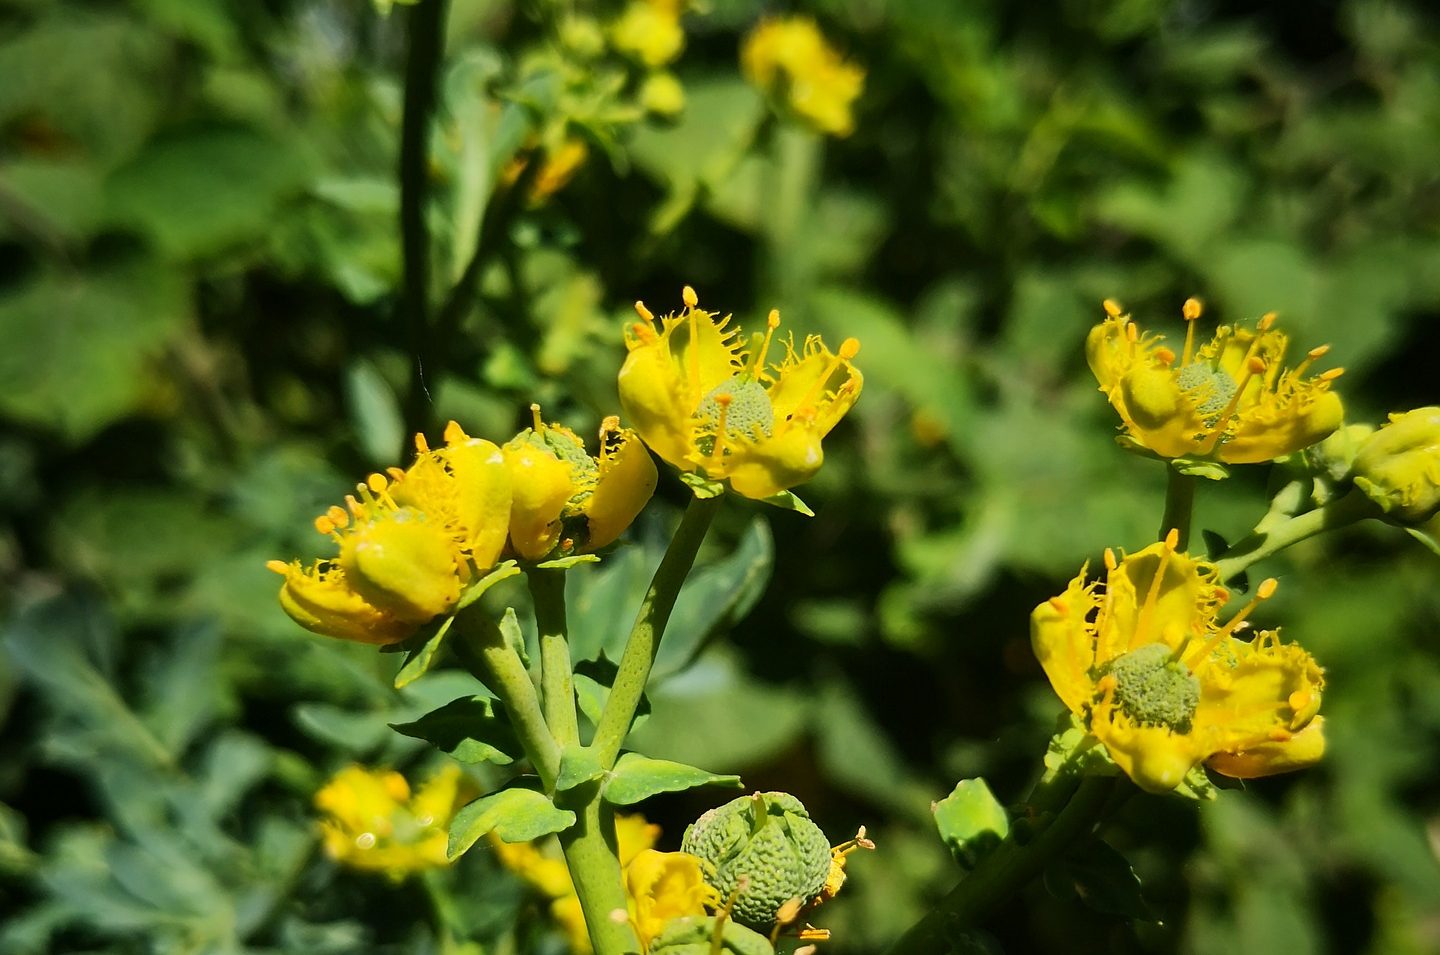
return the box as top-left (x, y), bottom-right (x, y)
top-left (1154, 346), bottom-right (1176, 366)
top-left (1125, 322), bottom-right (1138, 343)
top-left (530, 403), bottom-right (544, 432)
top-left (1048, 596), bottom-right (1068, 613)
top-left (682, 285), bottom-right (698, 308)
top-left (366, 473), bottom-right (388, 494)
top-left (314, 515), bottom-right (336, 536)
top-left (634, 300), bottom-right (655, 322)
top-left (774, 898), bottom-right (804, 925)
top-left (1307, 344), bottom-right (1331, 360)
top-left (386, 467), bottom-right (405, 483)
top-left (1319, 367), bottom-right (1345, 381)
top-left (326, 505), bottom-right (349, 528)
top-left (266, 559), bottom-right (291, 575)
top-left (1103, 298), bottom-right (1123, 318)
top-left (1103, 548), bottom-right (1118, 570)
top-left (1256, 577), bottom-right (1279, 600)
top-left (839, 337), bottom-right (861, 360)
top-left (1182, 298), bottom-right (1203, 320)
top-left (1287, 689), bottom-right (1312, 713)
top-left (768, 308), bottom-right (781, 329)
top-left (1164, 528), bottom-right (1180, 550)
top-left (443, 420), bottom-right (467, 444)
top-left (1246, 356), bottom-right (1266, 374)
top-left (414, 432), bottom-right (430, 454)
top-left (1258, 311), bottom-right (1277, 331)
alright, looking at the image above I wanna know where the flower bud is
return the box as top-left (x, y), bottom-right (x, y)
top-left (1306, 422), bottom-right (1375, 483)
top-left (646, 916), bottom-right (776, 955)
top-left (680, 792), bottom-right (831, 928)
top-left (1352, 407), bottom-right (1440, 524)
top-left (932, 778), bottom-right (1009, 868)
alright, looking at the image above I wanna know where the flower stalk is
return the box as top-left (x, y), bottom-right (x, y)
top-left (1160, 468), bottom-right (1196, 549)
top-left (557, 781), bottom-right (644, 955)
top-left (1213, 488), bottom-right (1379, 582)
top-left (530, 566), bottom-right (580, 747)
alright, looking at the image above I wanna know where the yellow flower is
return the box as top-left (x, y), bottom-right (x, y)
top-left (494, 814), bottom-right (667, 954)
top-left (314, 764), bottom-right (467, 880)
top-left (618, 286), bottom-right (862, 501)
top-left (627, 850), bottom-right (719, 950)
top-left (502, 407), bottom-right (658, 561)
top-left (267, 421), bottom-right (511, 645)
top-left (1352, 406), bottom-right (1440, 524)
top-left (611, 0), bottom-right (685, 68)
top-left (1030, 533), bottom-right (1326, 793)
top-left (1086, 299), bottom-right (1345, 465)
top-left (741, 16), bottom-right (864, 137)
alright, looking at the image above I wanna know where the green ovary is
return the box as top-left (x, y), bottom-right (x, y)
top-left (1102, 643), bottom-right (1200, 733)
top-left (694, 377), bottom-right (773, 456)
top-left (1176, 362), bottom-right (1237, 421)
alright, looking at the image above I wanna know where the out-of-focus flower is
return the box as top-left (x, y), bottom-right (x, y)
top-left (494, 815), bottom-right (675, 953)
top-left (1031, 533), bottom-right (1326, 794)
top-left (1352, 406), bottom-right (1440, 524)
top-left (502, 407), bottom-right (657, 561)
top-left (741, 16), bottom-right (864, 137)
top-left (618, 286), bottom-right (861, 501)
top-left (268, 422), bottom-right (511, 644)
top-left (611, 0), bottom-right (685, 68)
top-left (314, 764), bottom-right (467, 880)
top-left (1086, 299), bottom-right (1344, 465)
top-left (627, 849), bottom-right (718, 950)
top-left (680, 791), bottom-right (832, 927)
top-left (639, 71), bottom-right (686, 116)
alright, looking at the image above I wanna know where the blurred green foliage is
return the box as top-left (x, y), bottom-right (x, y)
top-left (2, 0), bottom-right (1439, 952)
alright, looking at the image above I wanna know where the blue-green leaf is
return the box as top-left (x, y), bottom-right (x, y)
top-left (389, 696), bottom-right (518, 766)
top-left (448, 785), bottom-right (574, 859)
top-left (603, 753), bottom-right (742, 806)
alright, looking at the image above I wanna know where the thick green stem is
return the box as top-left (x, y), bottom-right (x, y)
top-left (557, 782), bottom-right (642, 955)
top-left (453, 605), bottom-right (561, 789)
top-left (885, 776), bottom-right (1116, 954)
top-left (399, 0), bottom-right (449, 436)
top-left (1160, 468), bottom-right (1197, 549)
top-left (1213, 489), bottom-right (1379, 582)
top-left (530, 567), bottom-right (579, 747)
top-left (594, 495), bottom-right (722, 767)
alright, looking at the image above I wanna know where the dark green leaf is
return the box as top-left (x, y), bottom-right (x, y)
top-left (603, 753), bottom-right (742, 806)
top-left (448, 785), bottom-right (574, 859)
top-left (389, 696), bottom-right (518, 766)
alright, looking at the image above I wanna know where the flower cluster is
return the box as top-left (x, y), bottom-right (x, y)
top-left (314, 763), bottom-right (467, 880)
top-left (741, 16), bottom-right (865, 137)
top-left (1087, 299), bottom-right (1344, 464)
top-left (1031, 533), bottom-right (1326, 793)
top-left (619, 286), bottom-right (862, 501)
top-left (493, 815), bottom-right (715, 953)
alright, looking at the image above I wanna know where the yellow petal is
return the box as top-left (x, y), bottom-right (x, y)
top-left (584, 431), bottom-right (657, 551)
top-left (1029, 571), bottom-right (1099, 716)
top-left (1208, 716), bottom-right (1326, 779)
top-left (437, 435), bottom-right (513, 569)
top-left (619, 322), bottom-right (695, 470)
top-left (615, 813), bottom-right (663, 865)
top-left (275, 564), bottom-right (415, 645)
top-left (503, 442), bottom-right (576, 561)
top-left (1224, 389), bottom-right (1344, 464)
top-left (1192, 633), bottom-right (1324, 753)
top-left (1094, 716), bottom-right (1202, 794)
top-left (725, 428), bottom-right (823, 499)
top-left (339, 511), bottom-right (462, 623)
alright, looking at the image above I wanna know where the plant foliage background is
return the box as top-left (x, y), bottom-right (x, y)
top-left (2, 0), bottom-right (1439, 952)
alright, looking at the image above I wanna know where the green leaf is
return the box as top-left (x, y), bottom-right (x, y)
top-left (497, 606), bottom-right (529, 666)
top-left (292, 702), bottom-right (390, 752)
top-left (1172, 457), bottom-right (1231, 481)
top-left (391, 562), bottom-right (521, 688)
top-left (759, 489), bottom-right (814, 517)
top-left (679, 470), bottom-right (727, 499)
top-left (1043, 838), bottom-right (1153, 921)
top-left (344, 359), bottom-right (405, 466)
top-left (1404, 526), bottom-right (1440, 557)
top-left (389, 696), bottom-right (519, 766)
top-left (448, 785), bottom-right (575, 859)
top-left (536, 554), bottom-right (601, 570)
top-left (603, 753), bottom-right (742, 806)
top-left (933, 778), bottom-right (1010, 868)
top-left (555, 746), bottom-right (606, 793)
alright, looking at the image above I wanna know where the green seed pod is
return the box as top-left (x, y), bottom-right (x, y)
top-left (680, 792), bottom-right (831, 927)
top-left (647, 916), bottom-right (775, 955)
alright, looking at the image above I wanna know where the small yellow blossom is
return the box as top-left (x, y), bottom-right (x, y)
top-left (314, 764), bottom-right (467, 880)
top-left (741, 16), bottom-right (864, 137)
top-left (1086, 299), bottom-right (1344, 464)
top-left (1031, 533), bottom-right (1326, 793)
top-left (495, 815), bottom-right (689, 953)
top-left (627, 849), bottom-right (719, 950)
top-left (640, 71), bottom-right (686, 117)
top-left (267, 421), bottom-right (511, 645)
top-left (611, 0), bottom-right (685, 68)
top-left (502, 407), bottom-right (658, 561)
top-left (618, 287), bottom-right (862, 501)
top-left (1352, 406), bottom-right (1440, 524)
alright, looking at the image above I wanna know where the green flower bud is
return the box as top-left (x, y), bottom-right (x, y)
top-left (1307, 422), bottom-right (1376, 483)
top-left (680, 792), bottom-right (831, 927)
top-left (932, 778), bottom-right (1009, 868)
top-left (647, 916), bottom-right (775, 955)
top-left (1353, 407), bottom-right (1440, 524)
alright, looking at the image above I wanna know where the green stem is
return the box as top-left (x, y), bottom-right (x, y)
top-left (399, 0), bottom-right (449, 436)
top-left (1160, 468), bottom-right (1197, 549)
top-left (593, 495), bottom-right (722, 767)
top-left (1213, 489), bottom-right (1379, 582)
top-left (556, 782), bottom-right (642, 955)
top-left (529, 567), bottom-right (579, 747)
top-left (453, 605), bottom-right (561, 789)
top-left (884, 776), bottom-right (1116, 954)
